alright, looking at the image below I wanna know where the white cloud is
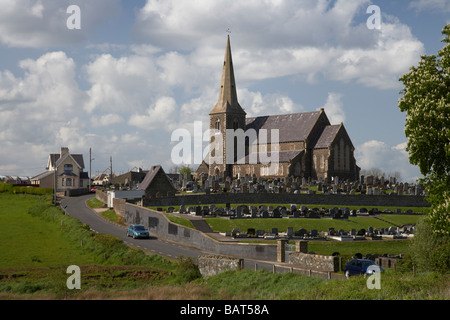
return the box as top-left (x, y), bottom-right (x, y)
top-left (409, 0), bottom-right (450, 12)
top-left (319, 92), bottom-right (346, 124)
top-left (128, 96), bottom-right (178, 131)
top-left (355, 140), bottom-right (422, 183)
top-left (0, 0), bottom-right (121, 48)
top-left (134, 0), bottom-right (424, 90)
top-left (96, 113), bottom-right (124, 127)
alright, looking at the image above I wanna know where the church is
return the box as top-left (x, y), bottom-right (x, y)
top-left (196, 36), bottom-right (360, 182)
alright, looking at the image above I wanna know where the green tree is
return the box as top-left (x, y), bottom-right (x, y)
top-left (398, 24), bottom-right (450, 236)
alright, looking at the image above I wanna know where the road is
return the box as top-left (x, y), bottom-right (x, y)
top-left (60, 194), bottom-right (280, 273)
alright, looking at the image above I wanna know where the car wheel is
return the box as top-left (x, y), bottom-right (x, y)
top-left (133, 234), bottom-right (136, 239)
top-left (345, 270), bottom-right (351, 279)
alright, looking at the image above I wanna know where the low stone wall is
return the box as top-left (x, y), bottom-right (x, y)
top-left (113, 198), bottom-right (126, 217)
top-left (289, 252), bottom-right (339, 272)
top-left (124, 203), bottom-right (278, 261)
top-left (145, 193), bottom-right (429, 208)
top-left (96, 189), bottom-right (108, 204)
top-left (198, 255), bottom-right (243, 277)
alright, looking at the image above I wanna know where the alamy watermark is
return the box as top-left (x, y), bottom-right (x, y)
top-left (366, 5), bottom-right (381, 30)
top-left (66, 5), bottom-right (81, 30)
top-left (366, 265), bottom-right (381, 290)
top-left (66, 265), bottom-right (81, 290)
top-left (171, 121), bottom-right (280, 174)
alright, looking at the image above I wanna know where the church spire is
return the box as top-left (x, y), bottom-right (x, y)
top-left (210, 35), bottom-right (246, 115)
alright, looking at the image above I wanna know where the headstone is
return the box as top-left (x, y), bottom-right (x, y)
top-left (287, 227), bottom-right (294, 237)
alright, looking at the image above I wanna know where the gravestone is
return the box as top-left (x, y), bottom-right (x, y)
top-left (297, 228), bottom-right (308, 237)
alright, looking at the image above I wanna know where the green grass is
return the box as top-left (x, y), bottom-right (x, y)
top-left (86, 197), bottom-right (106, 209)
top-left (204, 215), bottom-right (421, 234)
top-left (202, 269), bottom-right (448, 300)
top-left (165, 214), bottom-right (195, 229)
top-left (0, 193), bottom-right (96, 268)
top-left (1, 193), bottom-right (447, 300)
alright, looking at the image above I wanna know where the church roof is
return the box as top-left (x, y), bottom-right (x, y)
top-left (245, 111), bottom-right (324, 143)
top-left (210, 35), bottom-right (246, 116)
top-left (314, 124), bottom-right (341, 149)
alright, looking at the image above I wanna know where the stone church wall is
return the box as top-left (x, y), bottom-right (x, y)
top-left (144, 193), bottom-right (429, 208)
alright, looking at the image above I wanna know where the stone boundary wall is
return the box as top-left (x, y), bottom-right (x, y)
top-left (113, 198), bottom-right (126, 217)
top-left (124, 203), bottom-right (278, 261)
top-left (144, 193), bottom-right (429, 208)
top-left (198, 255), bottom-right (243, 277)
top-left (96, 190), bottom-right (108, 204)
top-left (289, 252), bottom-right (339, 272)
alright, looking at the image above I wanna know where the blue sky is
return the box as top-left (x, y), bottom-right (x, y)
top-left (0, 0), bottom-right (449, 182)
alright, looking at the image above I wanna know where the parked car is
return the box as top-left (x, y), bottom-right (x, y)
top-left (127, 224), bottom-right (150, 239)
top-left (344, 259), bottom-right (384, 278)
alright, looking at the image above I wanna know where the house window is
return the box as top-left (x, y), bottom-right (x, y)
top-left (215, 119), bottom-right (221, 131)
top-left (61, 178), bottom-right (65, 186)
top-left (66, 178), bottom-right (72, 187)
top-left (64, 164), bottom-right (73, 172)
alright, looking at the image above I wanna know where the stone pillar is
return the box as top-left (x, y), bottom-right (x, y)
top-left (277, 239), bottom-right (288, 263)
top-left (296, 240), bottom-right (308, 253)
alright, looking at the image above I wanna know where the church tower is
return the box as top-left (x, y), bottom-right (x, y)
top-left (209, 35), bottom-right (246, 178)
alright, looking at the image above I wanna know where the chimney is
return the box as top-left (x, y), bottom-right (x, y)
top-left (60, 147), bottom-right (69, 156)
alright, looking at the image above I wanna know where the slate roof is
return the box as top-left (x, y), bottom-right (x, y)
top-left (314, 125), bottom-right (341, 149)
top-left (245, 111), bottom-right (323, 143)
top-left (49, 153), bottom-right (85, 169)
top-left (137, 165), bottom-right (175, 191)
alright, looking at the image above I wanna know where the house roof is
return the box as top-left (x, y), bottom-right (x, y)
top-left (245, 111), bottom-right (325, 143)
top-left (49, 153), bottom-right (85, 170)
top-left (31, 171), bottom-right (54, 181)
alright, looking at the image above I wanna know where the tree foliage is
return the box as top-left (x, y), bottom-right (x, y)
top-left (398, 24), bottom-right (450, 236)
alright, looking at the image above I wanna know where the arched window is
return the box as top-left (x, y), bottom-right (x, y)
top-left (215, 119), bottom-right (221, 131)
top-left (233, 119), bottom-right (239, 130)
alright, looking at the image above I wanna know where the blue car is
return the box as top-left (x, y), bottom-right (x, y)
top-left (127, 224), bottom-right (150, 239)
top-left (344, 259), bottom-right (384, 278)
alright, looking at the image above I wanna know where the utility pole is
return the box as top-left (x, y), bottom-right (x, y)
top-left (89, 148), bottom-right (92, 191)
top-left (110, 156), bottom-right (113, 180)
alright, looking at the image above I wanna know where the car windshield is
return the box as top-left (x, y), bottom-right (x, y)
top-left (361, 260), bottom-right (377, 267)
top-left (135, 226), bottom-right (145, 230)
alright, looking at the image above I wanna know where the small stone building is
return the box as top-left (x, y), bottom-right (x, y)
top-left (137, 165), bottom-right (177, 199)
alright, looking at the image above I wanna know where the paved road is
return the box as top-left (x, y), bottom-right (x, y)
top-left (61, 194), bottom-right (209, 260)
top-left (60, 194), bottom-right (279, 273)
top-left (61, 194), bottom-right (346, 279)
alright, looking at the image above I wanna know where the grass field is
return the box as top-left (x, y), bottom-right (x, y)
top-left (204, 215), bottom-right (421, 234)
top-left (0, 193), bottom-right (96, 268)
top-left (0, 193), bottom-right (447, 300)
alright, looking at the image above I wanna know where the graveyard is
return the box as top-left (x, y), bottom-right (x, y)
top-left (142, 172), bottom-right (427, 249)
top-left (159, 202), bottom-right (420, 242)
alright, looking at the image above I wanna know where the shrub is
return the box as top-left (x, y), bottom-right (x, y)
top-left (173, 256), bottom-right (202, 283)
top-left (409, 217), bottom-right (450, 273)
